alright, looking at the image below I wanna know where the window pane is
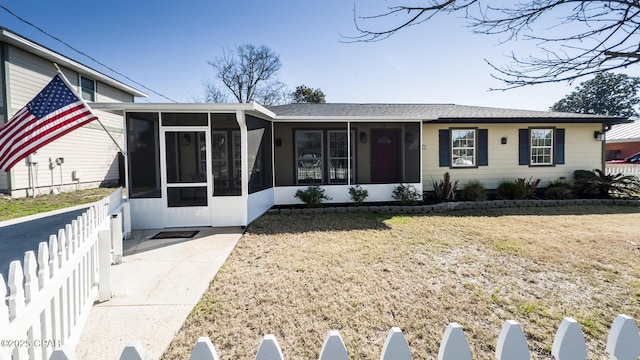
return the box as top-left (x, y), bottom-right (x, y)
top-left (329, 159), bottom-right (350, 182)
top-left (81, 76), bottom-right (95, 102)
top-left (162, 113), bottom-right (208, 126)
top-left (211, 116), bottom-right (241, 196)
top-left (530, 129), bottom-right (553, 165)
top-left (127, 113), bottom-right (160, 198)
top-left (167, 187), bottom-right (207, 207)
top-left (165, 131), bottom-right (207, 183)
top-left (328, 130), bottom-right (353, 184)
top-left (451, 129), bottom-right (476, 167)
top-left (296, 131), bottom-right (323, 184)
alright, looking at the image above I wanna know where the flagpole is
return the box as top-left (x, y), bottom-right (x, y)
top-left (54, 64), bottom-right (126, 156)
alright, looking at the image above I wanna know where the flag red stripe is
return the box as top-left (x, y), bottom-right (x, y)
top-left (0, 103), bottom-right (89, 158)
top-left (1, 116), bottom-right (96, 171)
top-left (0, 109), bottom-right (96, 170)
top-left (0, 108), bottom-right (31, 155)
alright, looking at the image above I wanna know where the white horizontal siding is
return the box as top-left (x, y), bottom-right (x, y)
top-left (6, 45), bottom-right (132, 195)
top-left (0, 172), bottom-right (7, 192)
top-left (422, 123), bottom-right (603, 190)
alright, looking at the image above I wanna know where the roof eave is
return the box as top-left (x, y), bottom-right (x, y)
top-left (0, 28), bottom-right (147, 98)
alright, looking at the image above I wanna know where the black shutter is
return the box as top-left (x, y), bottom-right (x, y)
top-left (478, 129), bottom-right (488, 166)
top-left (439, 129), bottom-right (450, 167)
top-left (518, 129), bottom-right (529, 165)
top-left (555, 128), bottom-right (565, 165)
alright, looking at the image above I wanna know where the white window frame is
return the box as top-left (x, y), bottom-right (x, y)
top-left (530, 128), bottom-right (554, 166)
top-left (295, 130), bottom-right (324, 184)
top-left (80, 75), bottom-right (96, 102)
top-left (327, 130), bottom-right (355, 184)
top-left (451, 128), bottom-right (476, 167)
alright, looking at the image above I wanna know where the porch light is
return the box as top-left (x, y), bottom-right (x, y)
top-left (594, 131), bottom-right (605, 141)
top-left (360, 132), bottom-right (367, 143)
top-left (501, 137), bottom-right (507, 145)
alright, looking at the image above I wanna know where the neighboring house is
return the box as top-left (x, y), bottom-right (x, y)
top-left (91, 102), bottom-right (624, 229)
top-left (604, 120), bottom-right (640, 160)
top-left (0, 28), bottom-right (146, 197)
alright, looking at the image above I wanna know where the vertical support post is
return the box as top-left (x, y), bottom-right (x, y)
top-left (111, 214), bottom-right (123, 264)
top-left (123, 201), bottom-right (132, 240)
top-left (98, 229), bottom-right (111, 302)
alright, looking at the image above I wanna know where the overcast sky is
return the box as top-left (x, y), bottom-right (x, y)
top-left (3, 1), bottom-right (639, 111)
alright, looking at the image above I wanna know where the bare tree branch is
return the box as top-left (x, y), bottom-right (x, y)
top-left (348, 1), bottom-right (640, 87)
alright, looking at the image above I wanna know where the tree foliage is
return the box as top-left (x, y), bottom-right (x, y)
top-left (349, 1), bottom-right (640, 88)
top-left (207, 44), bottom-right (287, 105)
top-left (291, 85), bottom-right (326, 103)
top-left (550, 72), bottom-right (640, 117)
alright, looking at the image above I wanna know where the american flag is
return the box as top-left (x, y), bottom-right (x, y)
top-left (0, 72), bottom-right (97, 172)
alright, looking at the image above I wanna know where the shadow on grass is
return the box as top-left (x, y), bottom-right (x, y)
top-left (438, 204), bottom-right (640, 217)
top-left (246, 212), bottom-right (394, 235)
top-left (248, 204), bottom-right (640, 235)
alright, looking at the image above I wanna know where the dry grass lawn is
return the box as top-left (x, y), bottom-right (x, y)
top-left (163, 205), bottom-right (640, 359)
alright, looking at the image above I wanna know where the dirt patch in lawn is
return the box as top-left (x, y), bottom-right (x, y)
top-left (163, 205), bottom-right (640, 359)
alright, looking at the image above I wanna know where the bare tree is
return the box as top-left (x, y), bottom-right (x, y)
top-left (349, 1), bottom-right (640, 88)
top-left (201, 79), bottom-right (229, 103)
top-left (208, 44), bottom-right (283, 103)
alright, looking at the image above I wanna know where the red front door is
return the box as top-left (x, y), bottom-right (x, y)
top-left (371, 129), bottom-right (400, 183)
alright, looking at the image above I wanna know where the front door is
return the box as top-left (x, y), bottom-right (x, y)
top-left (161, 128), bottom-right (211, 227)
top-left (371, 129), bottom-right (400, 183)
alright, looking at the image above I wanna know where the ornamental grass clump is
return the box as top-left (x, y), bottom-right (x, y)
top-left (462, 180), bottom-right (487, 202)
top-left (432, 172), bottom-right (459, 202)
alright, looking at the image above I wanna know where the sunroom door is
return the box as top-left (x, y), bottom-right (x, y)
top-left (161, 127), bottom-right (212, 227)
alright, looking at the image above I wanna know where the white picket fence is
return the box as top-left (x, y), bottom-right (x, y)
top-left (0, 188), bottom-right (126, 360)
top-left (46, 314), bottom-right (639, 360)
top-left (605, 164), bottom-right (640, 178)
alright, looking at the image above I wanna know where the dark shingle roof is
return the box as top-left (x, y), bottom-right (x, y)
top-left (268, 103), bottom-right (624, 122)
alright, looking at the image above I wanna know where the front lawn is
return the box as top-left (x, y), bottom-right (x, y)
top-left (163, 205), bottom-right (640, 359)
top-left (0, 187), bottom-right (117, 221)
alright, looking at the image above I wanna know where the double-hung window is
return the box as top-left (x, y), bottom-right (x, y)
top-left (451, 129), bottom-right (476, 167)
top-left (328, 130), bottom-right (354, 184)
top-left (296, 130), bottom-right (323, 184)
top-left (80, 76), bottom-right (95, 102)
top-left (530, 129), bottom-right (553, 166)
top-left (518, 127), bottom-right (564, 166)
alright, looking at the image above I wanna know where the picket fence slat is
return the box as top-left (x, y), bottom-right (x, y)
top-left (380, 327), bottom-right (411, 360)
top-left (438, 322), bottom-right (472, 360)
top-left (255, 334), bottom-right (284, 360)
top-left (495, 320), bottom-right (529, 360)
top-left (119, 342), bottom-right (147, 360)
top-left (606, 315), bottom-right (640, 360)
top-left (318, 330), bottom-right (348, 360)
top-left (189, 337), bottom-right (219, 360)
top-left (40, 314), bottom-right (640, 360)
top-left (0, 189), bottom-right (123, 360)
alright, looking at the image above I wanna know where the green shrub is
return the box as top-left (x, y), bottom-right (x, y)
top-left (348, 185), bottom-right (369, 206)
top-left (462, 180), bottom-right (487, 202)
top-left (392, 184), bottom-right (422, 205)
top-left (496, 179), bottom-right (528, 200)
top-left (432, 172), bottom-right (459, 202)
top-left (544, 179), bottom-right (573, 200)
top-left (294, 185), bottom-right (332, 208)
top-left (573, 169), bottom-right (640, 198)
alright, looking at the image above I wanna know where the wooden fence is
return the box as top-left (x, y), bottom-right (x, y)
top-left (47, 314), bottom-right (639, 360)
top-left (0, 188), bottom-right (124, 360)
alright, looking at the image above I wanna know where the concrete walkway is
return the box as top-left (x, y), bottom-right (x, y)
top-left (75, 227), bottom-right (243, 360)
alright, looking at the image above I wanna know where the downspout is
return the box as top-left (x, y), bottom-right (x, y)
top-left (347, 121), bottom-right (351, 186)
top-left (236, 109), bottom-right (249, 227)
top-left (1, 42), bottom-right (12, 195)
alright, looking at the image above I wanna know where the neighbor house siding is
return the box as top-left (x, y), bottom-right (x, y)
top-left (5, 45), bottom-right (129, 196)
top-left (422, 123), bottom-right (602, 189)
